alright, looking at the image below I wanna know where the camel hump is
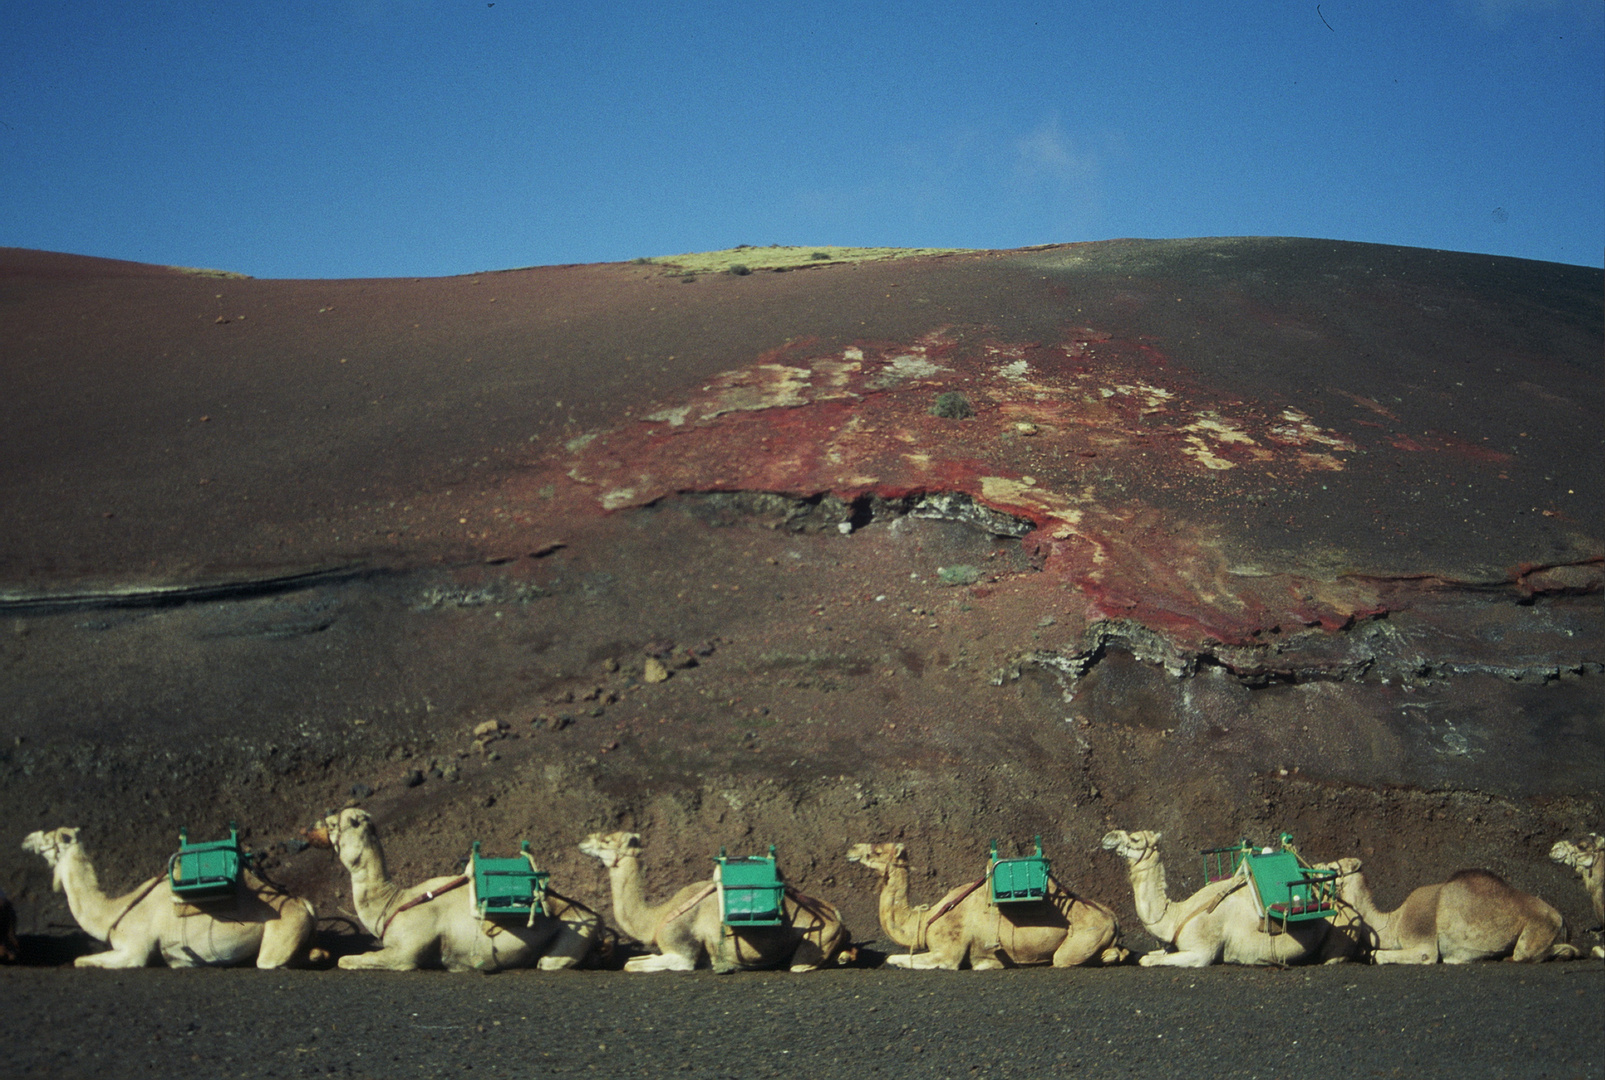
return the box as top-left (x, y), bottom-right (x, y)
top-left (1444, 868), bottom-right (1512, 893)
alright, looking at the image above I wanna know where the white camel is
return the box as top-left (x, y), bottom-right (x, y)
top-left (1549, 833), bottom-right (1603, 958)
top-left (309, 808), bottom-right (601, 972)
top-left (1331, 857), bottom-right (1578, 963)
top-left (846, 841), bottom-right (1126, 969)
top-left (1101, 830), bottom-right (1358, 967)
top-left (579, 831), bottom-right (848, 973)
top-left (21, 826), bottom-right (321, 969)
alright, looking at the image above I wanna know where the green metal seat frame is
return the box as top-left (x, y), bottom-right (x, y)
top-left (469, 841), bottom-right (549, 921)
top-left (168, 824), bottom-right (245, 902)
top-left (990, 836), bottom-right (1051, 904)
top-left (716, 845), bottom-right (785, 927)
top-left (1200, 833), bottom-right (1338, 926)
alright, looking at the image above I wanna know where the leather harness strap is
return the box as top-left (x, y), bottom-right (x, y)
top-left (107, 876), bottom-right (164, 938)
top-left (1169, 875), bottom-right (1246, 947)
top-left (378, 876), bottom-right (468, 941)
top-left (926, 876), bottom-right (988, 927)
top-left (654, 882), bottom-right (717, 941)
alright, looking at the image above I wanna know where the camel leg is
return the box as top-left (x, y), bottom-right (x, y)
top-left (256, 917), bottom-right (310, 969)
top-left (75, 946), bottom-right (154, 969)
top-left (885, 949), bottom-right (962, 970)
top-left (787, 935), bottom-right (826, 973)
top-left (1507, 920), bottom-right (1577, 963)
top-left (624, 950), bottom-right (698, 972)
top-left (969, 943), bottom-right (1004, 971)
top-left (338, 948), bottom-right (422, 971)
top-left (1371, 946), bottom-right (1437, 964)
top-left (1137, 948), bottom-right (1213, 967)
top-left (536, 923), bottom-right (591, 971)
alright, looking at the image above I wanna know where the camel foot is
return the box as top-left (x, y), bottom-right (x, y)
top-left (787, 964), bottom-right (819, 973)
top-left (624, 952), bottom-right (697, 972)
top-left (1138, 949), bottom-right (1210, 968)
top-left (74, 951), bottom-right (146, 970)
top-left (337, 953), bottom-right (419, 971)
top-left (971, 958), bottom-right (1005, 971)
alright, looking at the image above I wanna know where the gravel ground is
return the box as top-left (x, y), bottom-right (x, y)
top-left (2, 959), bottom-right (1599, 1079)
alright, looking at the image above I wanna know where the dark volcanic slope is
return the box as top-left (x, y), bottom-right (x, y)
top-left (1, 239), bottom-right (1601, 956)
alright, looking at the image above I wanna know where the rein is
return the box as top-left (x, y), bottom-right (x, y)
top-left (1167, 870), bottom-right (1246, 947)
top-left (377, 876), bottom-right (468, 941)
top-left (107, 875), bottom-right (164, 938)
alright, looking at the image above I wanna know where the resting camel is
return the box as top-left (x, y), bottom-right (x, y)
top-left (1329, 857), bottom-right (1578, 963)
top-left (1549, 833), bottom-right (1604, 958)
top-left (845, 841), bottom-right (1126, 969)
top-left (1100, 829), bottom-right (1359, 967)
top-left (21, 826), bottom-right (321, 968)
top-left (579, 831), bottom-right (848, 972)
top-left (0, 887), bottom-right (17, 963)
top-left (308, 808), bottom-right (601, 972)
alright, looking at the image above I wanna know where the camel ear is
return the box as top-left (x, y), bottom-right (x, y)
top-left (1151, 832), bottom-right (1162, 844)
top-left (59, 828), bottom-right (79, 846)
top-left (624, 833), bottom-right (642, 850)
top-left (893, 842), bottom-right (906, 856)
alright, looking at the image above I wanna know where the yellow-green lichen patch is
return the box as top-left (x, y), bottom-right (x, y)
top-left (638, 245), bottom-right (969, 275)
top-left (167, 265), bottom-right (253, 279)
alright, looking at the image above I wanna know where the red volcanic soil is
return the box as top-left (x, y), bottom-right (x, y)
top-left (0, 239), bottom-right (1600, 958)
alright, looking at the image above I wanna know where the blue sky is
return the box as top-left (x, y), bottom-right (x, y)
top-left (2, 1), bottom-right (1600, 278)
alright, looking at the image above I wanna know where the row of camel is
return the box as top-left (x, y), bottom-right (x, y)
top-left (12, 814), bottom-right (1604, 972)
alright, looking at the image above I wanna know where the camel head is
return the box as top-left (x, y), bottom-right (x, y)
top-left (1550, 835), bottom-right (1602, 873)
top-left (21, 827), bottom-right (82, 890)
top-left (1100, 829), bottom-right (1161, 865)
top-left (578, 831), bottom-right (641, 869)
top-left (845, 842), bottom-right (906, 875)
top-left (307, 808), bottom-right (381, 872)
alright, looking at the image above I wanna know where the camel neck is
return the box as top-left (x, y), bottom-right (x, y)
top-left (56, 848), bottom-right (124, 941)
top-left (1126, 852), bottom-right (1181, 938)
top-left (344, 842), bottom-right (402, 934)
top-left (877, 862), bottom-right (923, 948)
top-left (1339, 872), bottom-right (1396, 943)
top-left (609, 854), bottom-right (670, 943)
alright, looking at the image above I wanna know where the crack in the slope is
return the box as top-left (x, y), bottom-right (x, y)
top-left (675, 490), bottom-right (1036, 537)
top-left (997, 613), bottom-right (1603, 691)
top-left (0, 566), bottom-right (378, 616)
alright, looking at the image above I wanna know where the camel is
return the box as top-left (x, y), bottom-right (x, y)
top-left (578, 831), bottom-right (848, 972)
top-left (1328, 857), bottom-right (1579, 963)
top-left (845, 841), bottom-right (1126, 969)
top-left (1100, 830), bottom-right (1359, 967)
top-left (21, 826), bottom-right (321, 968)
top-left (1549, 834), bottom-right (1604, 958)
top-left (0, 887), bottom-right (17, 963)
top-left (308, 808), bottom-right (600, 972)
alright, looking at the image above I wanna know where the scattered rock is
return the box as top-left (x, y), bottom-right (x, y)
top-left (937, 564), bottom-right (981, 586)
top-left (473, 719), bottom-right (508, 739)
top-left (403, 769), bottom-right (425, 788)
top-left (643, 658), bottom-right (670, 683)
top-left (349, 782), bottom-right (375, 799)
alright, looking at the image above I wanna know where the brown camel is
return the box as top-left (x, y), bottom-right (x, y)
top-left (1329, 857), bottom-right (1580, 964)
top-left (846, 841), bottom-right (1126, 969)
